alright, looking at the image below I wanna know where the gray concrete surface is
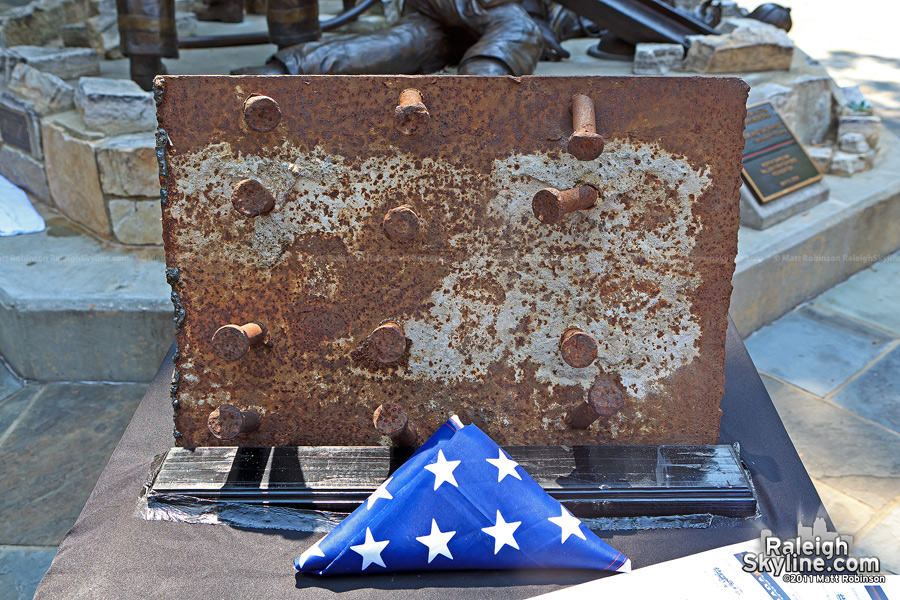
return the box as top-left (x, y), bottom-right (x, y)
top-left (0, 207), bottom-right (172, 381)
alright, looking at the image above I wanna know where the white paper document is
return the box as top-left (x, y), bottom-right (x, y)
top-left (0, 174), bottom-right (45, 236)
top-left (530, 539), bottom-right (898, 600)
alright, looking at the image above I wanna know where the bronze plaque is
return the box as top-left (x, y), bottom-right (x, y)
top-left (741, 101), bottom-right (823, 203)
top-left (157, 75), bottom-right (748, 447)
top-left (0, 103), bottom-right (32, 155)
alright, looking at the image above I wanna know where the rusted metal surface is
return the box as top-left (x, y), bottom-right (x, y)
top-left (156, 75), bottom-right (747, 447)
top-left (373, 403), bottom-right (419, 447)
top-left (207, 404), bottom-right (261, 439)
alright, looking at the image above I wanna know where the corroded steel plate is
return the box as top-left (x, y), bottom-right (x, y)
top-left (156, 75), bottom-right (748, 447)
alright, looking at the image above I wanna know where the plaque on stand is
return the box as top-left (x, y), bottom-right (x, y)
top-left (740, 101), bottom-right (829, 230)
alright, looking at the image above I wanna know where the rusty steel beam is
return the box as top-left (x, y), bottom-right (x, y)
top-left (156, 75), bottom-right (748, 448)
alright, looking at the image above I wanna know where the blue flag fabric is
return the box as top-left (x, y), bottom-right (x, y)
top-left (295, 416), bottom-right (631, 575)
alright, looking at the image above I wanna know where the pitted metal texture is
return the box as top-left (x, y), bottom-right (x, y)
top-left (157, 75), bottom-right (747, 447)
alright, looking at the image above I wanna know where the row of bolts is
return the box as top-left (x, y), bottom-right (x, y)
top-left (205, 89), bottom-right (623, 444)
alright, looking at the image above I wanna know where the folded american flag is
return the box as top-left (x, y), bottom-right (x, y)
top-left (295, 416), bottom-right (631, 575)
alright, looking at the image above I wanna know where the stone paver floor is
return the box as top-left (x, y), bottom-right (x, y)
top-left (0, 367), bottom-right (145, 600)
top-left (746, 250), bottom-right (900, 574)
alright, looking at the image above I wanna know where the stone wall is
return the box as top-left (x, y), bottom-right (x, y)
top-left (0, 51), bottom-right (162, 246)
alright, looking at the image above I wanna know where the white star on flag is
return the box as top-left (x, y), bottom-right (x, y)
top-left (295, 538), bottom-right (325, 568)
top-left (415, 519), bottom-right (456, 563)
top-left (366, 476), bottom-right (393, 509)
top-left (424, 449), bottom-right (460, 490)
top-left (548, 506), bottom-right (587, 543)
top-left (350, 527), bottom-right (389, 570)
top-left (482, 510), bottom-right (521, 554)
top-left (485, 449), bottom-right (522, 482)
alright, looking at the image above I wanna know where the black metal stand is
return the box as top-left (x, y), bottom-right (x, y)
top-left (147, 443), bottom-right (756, 518)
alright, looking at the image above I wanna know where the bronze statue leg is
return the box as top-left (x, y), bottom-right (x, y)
top-left (273, 13), bottom-right (459, 74)
top-left (268, 0), bottom-right (322, 48)
top-left (196, 0), bottom-right (244, 22)
top-left (117, 0), bottom-right (179, 90)
top-left (458, 3), bottom-right (542, 75)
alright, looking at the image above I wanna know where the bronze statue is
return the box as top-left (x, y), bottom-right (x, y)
top-left (117, 0), bottom-right (322, 89)
top-left (116, 0), bottom-right (179, 90)
top-left (235, 0), bottom-right (592, 76)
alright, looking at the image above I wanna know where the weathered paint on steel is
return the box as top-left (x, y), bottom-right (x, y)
top-left (157, 75), bottom-right (748, 447)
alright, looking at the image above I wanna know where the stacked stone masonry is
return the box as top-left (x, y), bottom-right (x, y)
top-left (0, 0), bottom-right (886, 244)
top-left (0, 53), bottom-right (161, 245)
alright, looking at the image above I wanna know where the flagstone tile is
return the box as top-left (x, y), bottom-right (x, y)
top-left (810, 478), bottom-right (875, 537)
top-left (831, 345), bottom-right (900, 435)
top-left (0, 546), bottom-right (57, 600)
top-left (746, 306), bottom-right (895, 396)
top-left (0, 364), bottom-right (21, 401)
top-left (813, 254), bottom-right (900, 335)
top-left (0, 383), bottom-right (145, 546)
top-left (853, 504), bottom-right (900, 574)
top-left (0, 386), bottom-right (39, 441)
top-left (817, 475), bottom-right (900, 513)
top-left (761, 376), bottom-right (900, 510)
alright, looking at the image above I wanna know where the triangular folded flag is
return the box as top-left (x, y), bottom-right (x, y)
top-left (295, 416), bottom-right (631, 575)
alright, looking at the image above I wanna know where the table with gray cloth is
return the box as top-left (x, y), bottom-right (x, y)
top-left (35, 318), bottom-right (830, 599)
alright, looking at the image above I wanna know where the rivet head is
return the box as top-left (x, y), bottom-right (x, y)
top-left (368, 322), bottom-right (407, 364)
top-left (567, 132), bottom-right (605, 162)
top-left (382, 205), bottom-right (420, 243)
top-left (373, 402), bottom-right (408, 437)
top-left (560, 328), bottom-right (598, 368)
top-left (395, 88), bottom-right (429, 136)
top-left (243, 95), bottom-right (281, 133)
top-left (373, 402), bottom-right (419, 447)
top-left (532, 185), bottom-right (598, 225)
top-left (588, 381), bottom-right (624, 418)
top-left (212, 325), bottom-right (251, 361)
top-left (532, 188), bottom-right (566, 224)
top-left (231, 179), bottom-right (275, 217)
top-left (207, 404), bottom-right (260, 440)
top-left (565, 380), bottom-right (625, 429)
top-left (211, 322), bottom-right (266, 361)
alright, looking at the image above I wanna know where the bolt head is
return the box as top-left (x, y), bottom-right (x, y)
top-left (243, 95), bottom-right (282, 133)
top-left (560, 329), bottom-right (598, 368)
top-left (567, 132), bottom-right (605, 161)
top-left (368, 322), bottom-right (407, 364)
top-left (587, 381), bottom-right (625, 418)
top-left (382, 206), bottom-right (420, 243)
top-left (532, 188), bottom-right (565, 224)
top-left (212, 324), bottom-right (250, 361)
top-left (373, 402), bottom-right (408, 436)
top-left (208, 404), bottom-right (243, 440)
top-left (231, 179), bottom-right (276, 218)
